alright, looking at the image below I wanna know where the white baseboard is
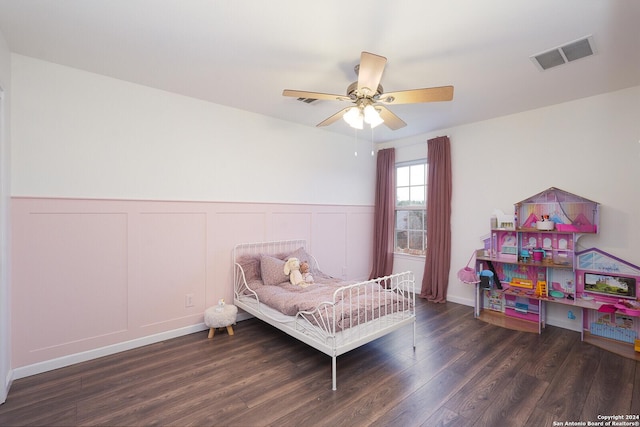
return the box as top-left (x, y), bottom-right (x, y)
top-left (12, 323), bottom-right (209, 380)
top-left (1, 369), bottom-right (12, 405)
top-left (446, 294), bottom-right (474, 307)
top-left (546, 318), bottom-right (581, 332)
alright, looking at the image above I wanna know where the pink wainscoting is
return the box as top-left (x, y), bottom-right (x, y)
top-left (11, 197), bottom-right (374, 370)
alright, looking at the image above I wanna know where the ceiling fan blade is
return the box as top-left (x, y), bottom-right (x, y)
top-left (357, 52), bottom-right (387, 97)
top-left (379, 85), bottom-right (454, 104)
top-left (283, 89), bottom-right (351, 102)
top-left (316, 107), bottom-right (352, 127)
top-left (377, 105), bottom-right (407, 130)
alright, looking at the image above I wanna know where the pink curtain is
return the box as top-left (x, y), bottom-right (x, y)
top-left (420, 136), bottom-right (452, 302)
top-left (369, 148), bottom-right (395, 279)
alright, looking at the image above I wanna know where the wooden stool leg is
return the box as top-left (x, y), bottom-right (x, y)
top-left (208, 327), bottom-right (215, 339)
top-left (226, 325), bottom-right (234, 336)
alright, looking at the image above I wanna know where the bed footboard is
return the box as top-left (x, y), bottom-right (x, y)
top-left (294, 271), bottom-right (415, 343)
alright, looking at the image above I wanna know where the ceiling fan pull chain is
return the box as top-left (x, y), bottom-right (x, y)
top-left (370, 127), bottom-right (375, 156)
top-left (354, 127), bottom-right (358, 157)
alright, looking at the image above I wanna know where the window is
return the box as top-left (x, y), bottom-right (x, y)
top-left (395, 161), bottom-right (427, 256)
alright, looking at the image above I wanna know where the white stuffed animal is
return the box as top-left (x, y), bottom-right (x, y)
top-left (284, 257), bottom-right (310, 288)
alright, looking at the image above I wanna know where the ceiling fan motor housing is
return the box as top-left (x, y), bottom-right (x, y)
top-left (347, 81), bottom-right (384, 100)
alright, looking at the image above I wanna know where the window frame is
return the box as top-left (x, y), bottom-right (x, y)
top-left (394, 159), bottom-right (428, 257)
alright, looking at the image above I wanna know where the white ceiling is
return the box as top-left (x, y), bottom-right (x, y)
top-left (0, 0), bottom-right (638, 143)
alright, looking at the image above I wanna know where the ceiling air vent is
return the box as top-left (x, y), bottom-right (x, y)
top-left (530, 35), bottom-right (595, 71)
top-left (296, 97), bottom-right (318, 104)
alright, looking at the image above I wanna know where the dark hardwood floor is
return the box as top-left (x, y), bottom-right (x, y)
top-left (1, 298), bottom-right (639, 426)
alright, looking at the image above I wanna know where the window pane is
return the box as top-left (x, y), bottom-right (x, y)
top-left (396, 187), bottom-right (409, 206)
top-left (395, 230), bottom-right (407, 252)
top-left (396, 166), bottom-right (409, 187)
top-left (409, 185), bottom-right (425, 205)
top-left (410, 164), bottom-right (425, 185)
top-left (408, 211), bottom-right (424, 229)
top-left (408, 231), bottom-right (424, 252)
top-left (396, 211), bottom-right (408, 230)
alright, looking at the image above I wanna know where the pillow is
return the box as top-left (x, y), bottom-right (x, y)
top-left (236, 254), bottom-right (261, 282)
top-left (286, 248), bottom-right (316, 273)
top-left (260, 254), bottom-right (289, 286)
top-left (286, 247), bottom-right (330, 279)
top-left (288, 247), bottom-right (311, 262)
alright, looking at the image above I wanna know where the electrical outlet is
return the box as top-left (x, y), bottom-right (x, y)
top-left (185, 293), bottom-right (194, 308)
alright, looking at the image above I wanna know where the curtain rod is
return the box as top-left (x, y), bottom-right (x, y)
top-left (377, 135), bottom-right (450, 149)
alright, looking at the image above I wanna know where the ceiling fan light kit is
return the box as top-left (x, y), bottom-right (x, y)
top-left (343, 106), bottom-right (364, 129)
top-left (283, 51), bottom-right (454, 131)
top-left (342, 104), bottom-right (384, 130)
top-left (364, 105), bottom-right (384, 128)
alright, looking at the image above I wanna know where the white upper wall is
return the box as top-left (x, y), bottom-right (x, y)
top-left (10, 54), bottom-right (376, 205)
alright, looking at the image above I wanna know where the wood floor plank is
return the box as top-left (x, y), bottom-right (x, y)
top-left (420, 405), bottom-right (468, 427)
top-left (517, 325), bottom-right (579, 382)
top-left (267, 349), bottom-right (413, 426)
top-left (1, 298), bottom-right (638, 427)
top-left (309, 348), bottom-right (458, 427)
top-left (0, 375), bottom-right (82, 415)
top-left (443, 356), bottom-right (522, 420)
top-left (536, 341), bottom-right (603, 420)
top-left (446, 327), bottom-right (520, 379)
top-left (0, 401), bottom-right (77, 427)
top-left (369, 368), bottom-right (469, 427)
top-left (416, 315), bottom-right (488, 355)
top-left (224, 366), bottom-right (330, 426)
top-left (471, 370), bottom-right (548, 427)
top-left (633, 365), bottom-right (640, 416)
top-left (581, 350), bottom-right (636, 419)
top-left (523, 407), bottom-right (560, 427)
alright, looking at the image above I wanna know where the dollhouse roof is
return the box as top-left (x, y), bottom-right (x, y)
top-left (515, 187), bottom-right (599, 206)
top-left (576, 247), bottom-right (640, 276)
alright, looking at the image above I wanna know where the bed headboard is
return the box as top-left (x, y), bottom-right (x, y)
top-left (233, 239), bottom-right (308, 262)
top-left (233, 239), bottom-right (314, 299)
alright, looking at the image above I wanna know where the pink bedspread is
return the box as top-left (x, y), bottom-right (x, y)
top-left (249, 275), bottom-right (411, 332)
top-left (250, 275), bottom-right (354, 316)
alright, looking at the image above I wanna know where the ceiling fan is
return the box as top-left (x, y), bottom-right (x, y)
top-left (283, 51), bottom-right (454, 131)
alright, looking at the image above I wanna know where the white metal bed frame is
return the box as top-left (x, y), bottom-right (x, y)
top-left (233, 239), bottom-right (416, 390)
